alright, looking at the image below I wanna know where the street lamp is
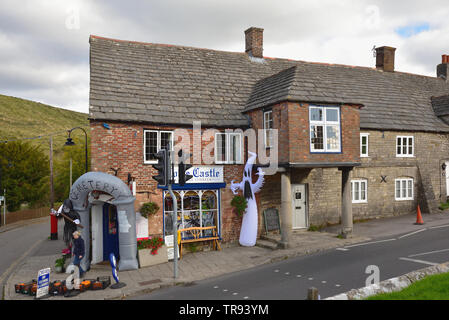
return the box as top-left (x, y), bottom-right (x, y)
top-left (65, 127), bottom-right (88, 173)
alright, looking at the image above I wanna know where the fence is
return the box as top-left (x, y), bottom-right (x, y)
top-left (1, 206), bottom-right (50, 226)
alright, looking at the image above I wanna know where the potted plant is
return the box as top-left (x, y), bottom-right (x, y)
top-left (231, 195), bottom-right (247, 218)
top-left (137, 236), bottom-right (168, 268)
top-left (55, 257), bottom-right (65, 273)
top-left (139, 202), bottom-right (160, 219)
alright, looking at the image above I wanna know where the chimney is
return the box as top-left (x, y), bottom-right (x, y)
top-left (375, 46), bottom-right (396, 72)
top-left (437, 54), bottom-right (449, 80)
top-left (245, 27), bottom-right (264, 58)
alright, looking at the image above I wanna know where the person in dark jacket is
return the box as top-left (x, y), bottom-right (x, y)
top-left (56, 199), bottom-right (81, 250)
top-left (72, 231), bottom-right (85, 277)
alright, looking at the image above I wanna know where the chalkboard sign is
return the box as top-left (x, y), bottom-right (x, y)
top-left (263, 208), bottom-right (280, 233)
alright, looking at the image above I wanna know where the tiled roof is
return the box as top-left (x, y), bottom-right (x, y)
top-left (431, 95), bottom-right (449, 116)
top-left (89, 35), bottom-right (449, 132)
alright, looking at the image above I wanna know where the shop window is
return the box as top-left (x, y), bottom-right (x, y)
top-left (163, 189), bottom-right (219, 239)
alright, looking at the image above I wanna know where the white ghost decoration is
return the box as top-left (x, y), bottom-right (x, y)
top-left (230, 151), bottom-right (265, 246)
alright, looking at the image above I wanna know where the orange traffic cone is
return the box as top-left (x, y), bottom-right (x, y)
top-left (414, 205), bottom-right (424, 225)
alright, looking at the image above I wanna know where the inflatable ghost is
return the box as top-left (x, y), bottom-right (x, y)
top-left (230, 151), bottom-right (265, 246)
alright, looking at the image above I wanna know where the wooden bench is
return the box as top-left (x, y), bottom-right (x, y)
top-left (177, 226), bottom-right (221, 259)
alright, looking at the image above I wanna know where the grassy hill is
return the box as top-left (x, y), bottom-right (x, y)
top-left (0, 94), bottom-right (89, 155)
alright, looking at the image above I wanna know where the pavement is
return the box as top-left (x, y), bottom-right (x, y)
top-left (3, 210), bottom-right (449, 300)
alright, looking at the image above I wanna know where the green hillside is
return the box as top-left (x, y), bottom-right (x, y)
top-left (0, 94), bottom-right (89, 155)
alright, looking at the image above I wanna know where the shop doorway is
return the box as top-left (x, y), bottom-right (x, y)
top-left (103, 203), bottom-right (120, 261)
top-left (292, 184), bottom-right (308, 229)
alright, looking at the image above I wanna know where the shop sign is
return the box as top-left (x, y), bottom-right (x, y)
top-left (173, 165), bottom-right (224, 184)
top-left (36, 268), bottom-right (51, 299)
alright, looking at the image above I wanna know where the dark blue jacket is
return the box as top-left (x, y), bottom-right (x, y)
top-left (73, 237), bottom-right (85, 257)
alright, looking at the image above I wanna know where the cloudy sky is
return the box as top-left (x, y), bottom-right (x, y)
top-left (1, 0), bottom-right (449, 114)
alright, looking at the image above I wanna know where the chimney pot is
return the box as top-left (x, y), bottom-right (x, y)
top-left (438, 54), bottom-right (449, 80)
top-left (245, 27), bottom-right (264, 58)
top-left (375, 46), bottom-right (396, 72)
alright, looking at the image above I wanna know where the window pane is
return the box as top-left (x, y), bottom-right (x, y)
top-left (397, 137), bottom-right (402, 155)
top-left (354, 182), bottom-right (360, 200)
top-left (145, 131), bottom-right (158, 161)
top-left (160, 132), bottom-right (173, 151)
top-left (408, 138), bottom-right (413, 155)
top-left (264, 111), bottom-right (273, 129)
top-left (326, 108), bottom-right (339, 122)
top-left (402, 138), bottom-right (407, 155)
top-left (326, 125), bottom-right (340, 151)
top-left (396, 181), bottom-right (401, 198)
top-left (311, 125), bottom-right (324, 150)
top-left (402, 180), bottom-right (407, 198)
top-left (361, 182), bottom-right (366, 200)
top-left (310, 108), bottom-right (323, 121)
top-left (229, 134), bottom-right (241, 163)
top-left (408, 180), bottom-right (413, 198)
top-left (216, 134), bottom-right (226, 162)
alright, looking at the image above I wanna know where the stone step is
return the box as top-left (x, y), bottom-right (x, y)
top-left (256, 239), bottom-right (279, 250)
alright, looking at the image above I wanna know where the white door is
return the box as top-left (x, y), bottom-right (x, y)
top-left (91, 204), bottom-right (103, 264)
top-left (292, 184), bottom-right (308, 229)
top-left (446, 162), bottom-right (449, 197)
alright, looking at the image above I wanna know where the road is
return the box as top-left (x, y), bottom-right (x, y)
top-left (0, 217), bottom-right (64, 299)
top-left (130, 223), bottom-right (449, 300)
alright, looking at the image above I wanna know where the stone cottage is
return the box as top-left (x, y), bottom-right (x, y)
top-left (88, 27), bottom-right (449, 252)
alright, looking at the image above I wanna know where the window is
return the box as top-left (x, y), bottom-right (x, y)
top-left (351, 179), bottom-right (367, 203)
top-left (396, 136), bottom-right (414, 157)
top-left (215, 132), bottom-right (242, 164)
top-left (163, 189), bottom-right (219, 238)
top-left (263, 110), bottom-right (273, 148)
top-left (395, 178), bottom-right (414, 200)
top-left (309, 106), bottom-right (341, 152)
top-left (143, 130), bottom-right (174, 163)
top-left (360, 133), bottom-right (369, 157)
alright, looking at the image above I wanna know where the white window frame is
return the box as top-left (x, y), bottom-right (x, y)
top-left (351, 179), bottom-right (368, 203)
top-left (395, 178), bottom-right (414, 201)
top-left (143, 130), bottom-right (174, 164)
top-left (309, 106), bottom-right (341, 153)
top-left (214, 132), bottom-right (243, 164)
top-left (360, 133), bottom-right (369, 157)
top-left (396, 136), bottom-right (414, 157)
top-left (263, 110), bottom-right (273, 148)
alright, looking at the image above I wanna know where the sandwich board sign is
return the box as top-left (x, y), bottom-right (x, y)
top-left (36, 267), bottom-right (51, 299)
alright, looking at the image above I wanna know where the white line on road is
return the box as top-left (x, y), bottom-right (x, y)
top-left (399, 257), bottom-right (439, 266)
top-left (344, 238), bottom-right (396, 249)
top-left (397, 228), bottom-right (427, 239)
top-left (336, 248), bottom-right (349, 251)
top-left (429, 224), bottom-right (449, 230)
top-left (408, 248), bottom-right (449, 258)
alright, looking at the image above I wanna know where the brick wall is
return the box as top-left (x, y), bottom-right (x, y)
top-left (90, 120), bottom-right (246, 243)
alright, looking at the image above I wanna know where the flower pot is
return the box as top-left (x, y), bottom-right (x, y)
top-left (55, 265), bottom-right (63, 273)
top-left (138, 245), bottom-right (168, 268)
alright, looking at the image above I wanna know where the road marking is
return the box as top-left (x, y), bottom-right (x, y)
top-left (285, 272), bottom-right (290, 275)
top-left (344, 238), bottom-right (396, 249)
top-left (232, 292), bottom-right (238, 296)
top-left (429, 224), bottom-right (449, 230)
top-left (308, 277), bottom-right (314, 280)
top-left (213, 285), bottom-right (219, 289)
top-left (408, 248), bottom-right (449, 258)
top-left (335, 284), bottom-right (341, 287)
top-left (397, 228), bottom-right (426, 239)
top-left (321, 281), bottom-right (327, 284)
top-left (399, 257), bottom-right (439, 266)
top-left (274, 269), bottom-right (279, 273)
top-left (243, 296), bottom-right (249, 299)
top-left (223, 289), bottom-right (228, 292)
top-left (296, 275), bottom-right (302, 278)
top-left (336, 248), bottom-right (349, 251)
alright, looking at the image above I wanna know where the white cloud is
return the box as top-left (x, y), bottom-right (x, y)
top-left (0, 0), bottom-right (448, 114)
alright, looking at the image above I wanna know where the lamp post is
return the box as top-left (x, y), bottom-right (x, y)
top-left (65, 127), bottom-right (88, 173)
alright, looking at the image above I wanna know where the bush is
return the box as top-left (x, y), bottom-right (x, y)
top-left (140, 202), bottom-right (160, 219)
top-left (231, 195), bottom-right (247, 218)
